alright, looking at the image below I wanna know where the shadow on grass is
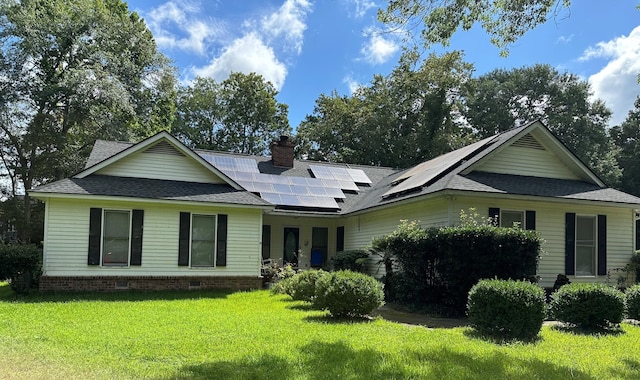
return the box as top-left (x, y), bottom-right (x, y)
top-left (406, 346), bottom-right (596, 379)
top-left (166, 340), bottom-right (600, 380)
top-left (303, 314), bottom-right (374, 324)
top-left (463, 328), bottom-right (543, 345)
top-left (549, 323), bottom-right (625, 337)
top-left (286, 303), bottom-right (314, 311)
top-left (0, 286), bottom-right (234, 303)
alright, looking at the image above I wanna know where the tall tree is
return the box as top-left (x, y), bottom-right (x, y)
top-left (379, 0), bottom-right (571, 55)
top-left (297, 50), bottom-right (474, 167)
top-left (611, 97), bottom-right (640, 197)
top-left (174, 73), bottom-right (291, 155)
top-left (463, 64), bottom-right (621, 185)
top-left (0, 0), bottom-right (176, 241)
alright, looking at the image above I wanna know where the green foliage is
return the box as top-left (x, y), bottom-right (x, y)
top-left (173, 73), bottom-right (291, 155)
top-left (378, 0), bottom-right (571, 55)
top-left (0, 244), bottom-right (42, 294)
top-left (296, 51), bottom-right (474, 167)
top-left (625, 284), bottom-right (640, 320)
top-left (550, 283), bottom-right (625, 328)
top-left (313, 270), bottom-right (384, 317)
top-left (612, 96), bottom-right (640, 197)
top-left (0, 0), bottom-right (176, 241)
top-left (332, 250), bottom-right (370, 272)
top-left (373, 220), bottom-right (541, 314)
top-left (283, 270), bottom-right (331, 302)
top-left (467, 279), bottom-right (546, 340)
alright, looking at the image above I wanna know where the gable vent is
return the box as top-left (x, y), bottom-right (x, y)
top-left (512, 134), bottom-right (545, 150)
top-left (144, 141), bottom-right (184, 156)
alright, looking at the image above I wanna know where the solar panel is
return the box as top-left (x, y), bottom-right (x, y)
top-left (384, 135), bottom-right (497, 198)
top-left (260, 192), bottom-right (339, 209)
top-left (346, 168), bottom-right (372, 184)
top-left (198, 152), bottom-right (260, 173)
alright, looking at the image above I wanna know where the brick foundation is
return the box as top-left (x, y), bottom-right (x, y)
top-left (39, 275), bottom-right (262, 292)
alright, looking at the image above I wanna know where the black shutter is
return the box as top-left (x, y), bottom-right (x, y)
top-left (336, 226), bottom-right (345, 252)
top-left (489, 208), bottom-right (500, 226)
top-left (178, 212), bottom-right (190, 266)
top-left (216, 214), bottom-right (228, 267)
top-left (262, 225), bottom-right (271, 260)
top-left (525, 210), bottom-right (536, 230)
top-left (597, 214), bottom-right (607, 276)
top-left (88, 208), bottom-right (102, 265)
top-left (130, 210), bottom-right (144, 266)
top-left (565, 213), bottom-right (576, 275)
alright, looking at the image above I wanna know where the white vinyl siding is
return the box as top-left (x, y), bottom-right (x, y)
top-left (42, 198), bottom-right (261, 277)
top-left (474, 143), bottom-right (581, 180)
top-left (96, 151), bottom-right (225, 184)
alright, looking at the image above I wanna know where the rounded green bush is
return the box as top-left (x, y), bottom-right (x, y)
top-left (626, 284), bottom-right (640, 320)
top-left (550, 283), bottom-right (625, 328)
top-left (467, 279), bottom-right (546, 340)
top-left (313, 270), bottom-right (384, 317)
top-left (288, 270), bottom-right (331, 302)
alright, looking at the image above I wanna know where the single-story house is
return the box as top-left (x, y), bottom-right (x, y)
top-left (30, 120), bottom-right (640, 291)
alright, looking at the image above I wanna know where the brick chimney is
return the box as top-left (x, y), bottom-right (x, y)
top-left (271, 136), bottom-right (295, 168)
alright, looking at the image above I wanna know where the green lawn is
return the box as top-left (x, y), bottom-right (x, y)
top-left (1, 283), bottom-right (639, 379)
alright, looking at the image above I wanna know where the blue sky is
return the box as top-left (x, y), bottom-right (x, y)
top-left (128, 0), bottom-right (640, 129)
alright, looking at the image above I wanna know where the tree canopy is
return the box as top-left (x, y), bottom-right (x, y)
top-left (611, 97), bottom-right (640, 197)
top-left (0, 0), bottom-right (176, 240)
top-left (297, 51), bottom-right (474, 168)
top-left (379, 0), bottom-right (571, 55)
top-left (173, 73), bottom-right (291, 155)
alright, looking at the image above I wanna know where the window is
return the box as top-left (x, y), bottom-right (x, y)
top-left (311, 227), bottom-right (328, 268)
top-left (501, 210), bottom-right (524, 229)
top-left (178, 212), bottom-right (227, 268)
top-left (191, 214), bottom-right (217, 267)
top-left (88, 208), bottom-right (143, 266)
top-left (262, 225), bottom-right (271, 260)
top-left (575, 215), bottom-right (597, 276)
top-left (102, 210), bottom-right (131, 266)
top-left (336, 226), bottom-right (345, 252)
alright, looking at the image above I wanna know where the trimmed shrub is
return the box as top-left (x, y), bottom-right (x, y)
top-left (332, 250), bottom-right (370, 272)
top-left (550, 283), bottom-right (625, 328)
top-left (626, 284), bottom-right (640, 320)
top-left (371, 220), bottom-right (542, 314)
top-left (467, 279), bottom-right (546, 340)
top-left (313, 270), bottom-right (384, 317)
top-left (288, 270), bottom-right (331, 302)
top-left (0, 244), bottom-right (42, 294)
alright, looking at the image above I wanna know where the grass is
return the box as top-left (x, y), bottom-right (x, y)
top-left (0, 283), bottom-right (639, 379)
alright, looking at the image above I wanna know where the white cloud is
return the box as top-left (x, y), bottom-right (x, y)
top-left (145, 1), bottom-right (225, 55)
top-left (580, 26), bottom-right (640, 126)
top-left (260, 0), bottom-right (312, 54)
top-left (346, 0), bottom-right (377, 19)
top-left (343, 75), bottom-right (363, 94)
top-left (191, 33), bottom-right (287, 90)
top-left (360, 28), bottom-right (399, 64)
top-left (556, 34), bottom-right (573, 45)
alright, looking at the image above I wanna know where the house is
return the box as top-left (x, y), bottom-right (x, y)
top-left (30, 120), bottom-right (640, 291)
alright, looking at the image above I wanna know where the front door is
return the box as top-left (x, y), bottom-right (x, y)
top-left (283, 227), bottom-right (299, 265)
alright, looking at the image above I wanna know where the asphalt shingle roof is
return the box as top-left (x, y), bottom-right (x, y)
top-left (35, 121), bottom-right (640, 213)
top-left (31, 175), bottom-right (270, 206)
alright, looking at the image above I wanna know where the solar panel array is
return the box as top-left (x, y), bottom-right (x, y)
top-left (383, 135), bottom-right (497, 198)
top-left (196, 152), bottom-right (352, 210)
top-left (309, 165), bottom-right (372, 184)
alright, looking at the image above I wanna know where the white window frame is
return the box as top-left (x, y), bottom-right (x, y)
top-left (575, 214), bottom-right (597, 277)
top-left (101, 209), bottom-right (132, 267)
top-left (189, 213), bottom-right (218, 268)
top-left (500, 210), bottom-right (525, 229)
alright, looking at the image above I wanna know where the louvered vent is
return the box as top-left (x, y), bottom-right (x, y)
top-left (512, 134), bottom-right (545, 150)
top-left (144, 141), bottom-right (184, 156)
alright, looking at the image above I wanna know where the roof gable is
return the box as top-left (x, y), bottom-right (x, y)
top-left (461, 121), bottom-right (604, 186)
top-left (75, 132), bottom-right (243, 190)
